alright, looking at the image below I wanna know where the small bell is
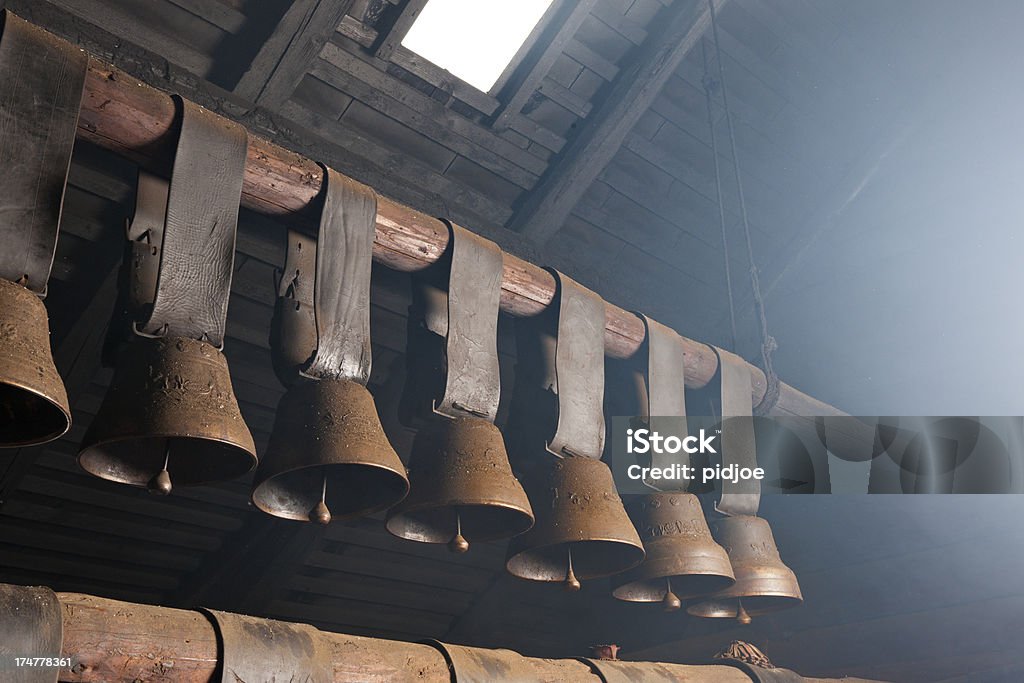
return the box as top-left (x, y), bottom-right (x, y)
top-left (0, 279), bottom-right (70, 447)
top-left (387, 417), bottom-right (534, 549)
top-left (611, 493), bottom-right (735, 605)
top-left (687, 515), bottom-right (802, 619)
top-left (252, 378), bottom-right (410, 522)
top-left (506, 456), bottom-right (645, 586)
top-left (78, 336), bottom-right (256, 488)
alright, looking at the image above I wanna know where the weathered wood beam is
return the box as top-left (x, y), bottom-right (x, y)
top-left (234, 0), bottom-right (354, 107)
top-left (491, 0), bottom-right (599, 131)
top-left (27, 19), bottom-right (869, 459)
top-left (46, 587), bottom-right (810, 682)
top-left (373, 0), bottom-right (428, 61)
top-left (509, 0), bottom-right (726, 244)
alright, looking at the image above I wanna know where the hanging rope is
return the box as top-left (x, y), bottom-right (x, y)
top-left (704, 0), bottom-right (780, 416)
top-left (701, 37), bottom-right (738, 352)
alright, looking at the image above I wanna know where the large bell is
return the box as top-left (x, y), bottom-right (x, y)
top-left (386, 416), bottom-right (533, 552)
top-left (611, 493), bottom-right (735, 610)
top-left (506, 456), bottom-right (645, 589)
top-left (252, 378), bottom-right (409, 524)
top-left (687, 515), bottom-right (802, 621)
top-left (78, 336), bottom-right (256, 493)
top-left (0, 278), bottom-right (70, 447)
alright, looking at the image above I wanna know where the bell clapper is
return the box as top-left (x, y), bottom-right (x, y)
top-left (448, 507), bottom-right (470, 553)
top-left (563, 545), bottom-right (582, 592)
top-left (662, 577), bottom-right (682, 612)
top-left (147, 442), bottom-right (173, 495)
top-left (310, 471), bottom-right (332, 525)
top-left (736, 599), bottom-right (752, 625)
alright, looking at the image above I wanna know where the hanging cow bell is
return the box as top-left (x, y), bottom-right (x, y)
top-left (387, 417), bottom-right (533, 552)
top-left (687, 515), bottom-right (802, 621)
top-left (78, 336), bottom-right (257, 492)
top-left (0, 279), bottom-right (70, 446)
top-left (506, 456), bottom-right (645, 589)
top-left (611, 493), bottom-right (734, 610)
top-left (252, 378), bottom-right (409, 523)
top-left (0, 14), bottom-right (86, 447)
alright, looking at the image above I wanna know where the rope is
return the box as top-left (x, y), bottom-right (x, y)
top-left (705, 0), bottom-right (780, 416)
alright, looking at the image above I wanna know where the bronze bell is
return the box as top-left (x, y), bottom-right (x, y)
top-left (252, 378), bottom-right (409, 524)
top-left (78, 336), bottom-right (256, 493)
top-left (386, 416), bottom-right (533, 552)
top-left (611, 493), bottom-right (735, 610)
top-left (506, 456), bottom-right (645, 589)
top-left (0, 278), bottom-right (70, 447)
top-left (687, 515), bottom-right (802, 621)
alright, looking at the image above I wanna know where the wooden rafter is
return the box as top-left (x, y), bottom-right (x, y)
top-left (373, 0), bottom-right (428, 61)
top-left (509, 0), bottom-right (727, 244)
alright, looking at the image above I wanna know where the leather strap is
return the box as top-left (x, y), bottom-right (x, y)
top-left (714, 346), bottom-right (760, 517)
top-left (717, 660), bottom-right (806, 683)
top-left (269, 228), bottom-right (317, 385)
top-left (124, 171), bottom-right (169, 315)
top-left (0, 11), bottom-right (86, 296)
top-left (0, 584), bottom-right (63, 683)
top-left (640, 314), bottom-right (690, 490)
top-left (200, 609), bottom-right (332, 683)
top-left (547, 270), bottom-right (606, 460)
top-left (300, 166), bottom-right (376, 383)
top-left (137, 97), bottom-right (247, 348)
top-left (582, 658), bottom-right (713, 683)
top-left (434, 222), bottom-right (503, 421)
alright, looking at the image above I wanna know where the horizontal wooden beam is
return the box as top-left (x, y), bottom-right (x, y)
top-left (66, 34), bottom-right (867, 453)
top-left (38, 586), bottom-right (876, 682)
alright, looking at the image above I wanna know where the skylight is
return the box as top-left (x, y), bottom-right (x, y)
top-left (401, 0), bottom-right (555, 93)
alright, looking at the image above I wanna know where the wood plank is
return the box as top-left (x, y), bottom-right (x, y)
top-left (563, 37), bottom-right (619, 82)
top-left (315, 43), bottom-right (547, 178)
top-left (166, 0), bottom-right (246, 33)
top-left (537, 78), bottom-right (593, 119)
top-left (234, 0), bottom-right (354, 106)
top-left (492, 0), bottom-right (599, 131)
top-left (590, 1), bottom-right (649, 45)
top-left (374, 0), bottom-right (429, 61)
top-left (390, 45), bottom-right (500, 116)
top-left (511, 0), bottom-right (727, 242)
top-left (336, 13), bottom-right (378, 48)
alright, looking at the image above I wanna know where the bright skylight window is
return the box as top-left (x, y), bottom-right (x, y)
top-left (402, 0), bottom-right (555, 92)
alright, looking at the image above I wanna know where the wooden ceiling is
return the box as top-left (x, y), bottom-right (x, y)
top-left (0, 0), bottom-right (1021, 681)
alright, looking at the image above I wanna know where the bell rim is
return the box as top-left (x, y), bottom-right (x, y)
top-left (610, 570), bottom-right (737, 602)
top-left (505, 537), bottom-right (647, 582)
top-left (0, 379), bottom-right (71, 447)
top-left (685, 593), bottom-right (804, 618)
top-left (251, 460), bottom-right (411, 522)
top-left (385, 498), bottom-right (536, 543)
top-left (77, 431), bottom-right (258, 487)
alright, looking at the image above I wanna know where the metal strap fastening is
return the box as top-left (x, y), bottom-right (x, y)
top-left (200, 609), bottom-right (332, 683)
top-left (300, 166), bottom-right (376, 383)
top-left (640, 314), bottom-right (690, 490)
top-left (714, 346), bottom-right (760, 517)
top-left (0, 584), bottom-right (63, 683)
top-left (123, 171), bottom-right (169, 315)
top-left (547, 270), bottom-right (606, 460)
top-left (269, 228), bottom-right (317, 385)
top-left (433, 223), bottom-right (503, 421)
top-left (136, 97), bottom-right (248, 348)
top-left (0, 11), bottom-right (87, 297)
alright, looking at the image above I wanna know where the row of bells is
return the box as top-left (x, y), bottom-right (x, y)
top-left (0, 278), bottom-right (800, 619)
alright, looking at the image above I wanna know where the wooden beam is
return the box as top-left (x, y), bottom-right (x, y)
top-left (234, 0), bottom-right (354, 107)
top-left (491, 0), bottom-right (599, 131)
top-left (373, 0), bottom-right (428, 61)
top-left (509, 0), bottom-right (726, 244)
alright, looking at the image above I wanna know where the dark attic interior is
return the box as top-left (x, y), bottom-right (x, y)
top-left (0, 1), bottom-right (1022, 681)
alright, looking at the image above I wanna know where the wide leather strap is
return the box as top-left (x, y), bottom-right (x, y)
top-left (713, 346), bottom-right (761, 517)
top-left (582, 658), bottom-right (718, 683)
top-left (0, 584), bottom-right (63, 683)
top-left (200, 609), bottom-right (332, 683)
top-left (433, 223), bottom-right (503, 421)
top-left (717, 660), bottom-right (806, 683)
top-left (640, 314), bottom-right (690, 489)
top-left (123, 171), bottom-right (169, 315)
top-left (136, 97), bottom-right (247, 347)
top-left (0, 12), bottom-right (86, 297)
top-left (301, 166), bottom-right (376, 383)
top-left (547, 270), bottom-right (606, 460)
top-left (269, 228), bottom-right (317, 385)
